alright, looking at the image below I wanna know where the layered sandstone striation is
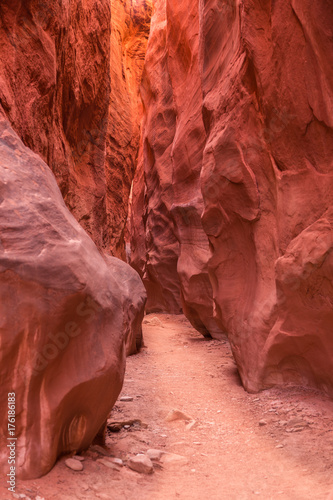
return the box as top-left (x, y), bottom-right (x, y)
top-left (131, 0), bottom-right (333, 392)
top-left (0, 0), bottom-right (151, 256)
top-left (109, 0), bottom-right (152, 257)
top-left (0, 115), bottom-right (146, 479)
top-left (130, 0), bottom-right (183, 314)
top-left (0, 0), bottom-right (111, 250)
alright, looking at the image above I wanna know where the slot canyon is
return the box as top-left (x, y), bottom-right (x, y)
top-left (0, 0), bottom-right (333, 498)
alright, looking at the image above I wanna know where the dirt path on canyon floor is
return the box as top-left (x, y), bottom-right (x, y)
top-left (5, 314), bottom-right (333, 500)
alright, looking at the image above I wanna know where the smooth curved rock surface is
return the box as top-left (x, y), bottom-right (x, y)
top-left (104, 255), bottom-right (147, 356)
top-left (130, 0), bottom-right (222, 334)
top-left (0, 116), bottom-right (144, 479)
top-left (132, 0), bottom-right (333, 392)
top-left (199, 0), bottom-right (333, 393)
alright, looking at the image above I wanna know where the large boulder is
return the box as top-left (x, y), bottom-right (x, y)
top-left (0, 115), bottom-right (144, 479)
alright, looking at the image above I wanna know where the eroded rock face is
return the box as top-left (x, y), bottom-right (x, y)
top-left (129, 0), bottom-right (181, 314)
top-left (129, 0), bottom-right (222, 334)
top-left (132, 0), bottom-right (333, 392)
top-left (0, 0), bottom-right (111, 250)
top-left (200, 0), bottom-right (333, 393)
top-left (0, 116), bottom-right (145, 479)
top-left (108, 0), bottom-right (152, 257)
top-left (0, 0), bottom-right (151, 257)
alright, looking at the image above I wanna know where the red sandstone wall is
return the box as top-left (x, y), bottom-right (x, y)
top-left (130, 0), bottom-right (182, 313)
top-left (0, 0), bottom-right (111, 249)
top-left (130, 0), bottom-right (222, 332)
top-left (131, 0), bottom-right (333, 393)
top-left (0, 0), bottom-right (151, 256)
top-left (200, 0), bottom-right (333, 393)
top-left (108, 0), bottom-right (152, 257)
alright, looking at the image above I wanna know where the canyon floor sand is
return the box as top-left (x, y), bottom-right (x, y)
top-left (4, 314), bottom-right (333, 500)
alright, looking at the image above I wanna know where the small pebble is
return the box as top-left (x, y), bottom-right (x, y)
top-left (90, 445), bottom-right (111, 456)
top-left (127, 455), bottom-right (154, 474)
top-left (147, 449), bottom-right (165, 461)
top-left (97, 458), bottom-right (121, 471)
top-left (65, 458), bottom-right (84, 471)
top-left (109, 457), bottom-right (124, 467)
top-left (186, 420), bottom-right (197, 431)
top-left (160, 453), bottom-right (188, 466)
top-left (120, 396), bottom-right (133, 402)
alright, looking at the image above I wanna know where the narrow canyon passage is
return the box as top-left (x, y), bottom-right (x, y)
top-left (7, 315), bottom-right (333, 500)
top-left (1, 0), bottom-right (333, 494)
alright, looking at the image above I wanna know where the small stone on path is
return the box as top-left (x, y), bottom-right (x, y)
top-left (120, 396), bottom-right (134, 402)
top-left (147, 449), bottom-right (165, 461)
top-left (143, 317), bottom-right (163, 327)
top-left (65, 458), bottom-right (84, 471)
top-left (165, 409), bottom-right (194, 422)
top-left (109, 457), bottom-right (124, 467)
top-left (97, 458), bottom-right (122, 471)
top-left (185, 420), bottom-right (197, 431)
top-left (127, 454), bottom-right (154, 474)
top-left (160, 453), bottom-right (188, 466)
top-left (90, 445), bottom-right (111, 456)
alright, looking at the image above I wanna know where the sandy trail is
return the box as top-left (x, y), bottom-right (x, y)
top-left (4, 314), bottom-right (333, 499)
